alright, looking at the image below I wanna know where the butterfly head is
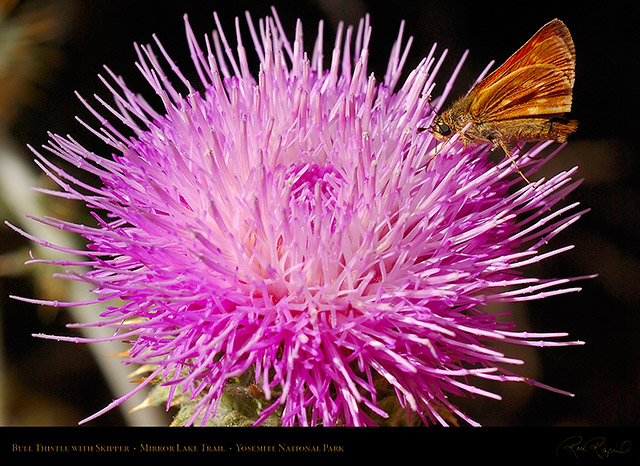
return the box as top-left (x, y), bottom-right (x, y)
top-left (430, 114), bottom-right (453, 141)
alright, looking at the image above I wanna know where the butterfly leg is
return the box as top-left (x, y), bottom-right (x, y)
top-left (496, 139), bottom-right (530, 184)
top-left (423, 140), bottom-right (443, 170)
top-left (417, 127), bottom-right (444, 170)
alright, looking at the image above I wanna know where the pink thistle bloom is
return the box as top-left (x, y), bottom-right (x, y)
top-left (9, 9), bottom-right (589, 426)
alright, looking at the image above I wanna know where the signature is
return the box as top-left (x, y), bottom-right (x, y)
top-left (557, 436), bottom-right (631, 460)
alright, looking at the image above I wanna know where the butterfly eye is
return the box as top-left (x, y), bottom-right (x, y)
top-left (436, 121), bottom-right (451, 137)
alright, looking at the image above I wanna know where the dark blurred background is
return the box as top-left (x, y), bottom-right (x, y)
top-left (0, 0), bottom-right (637, 426)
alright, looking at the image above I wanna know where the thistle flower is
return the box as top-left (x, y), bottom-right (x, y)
top-left (9, 9), bottom-right (588, 426)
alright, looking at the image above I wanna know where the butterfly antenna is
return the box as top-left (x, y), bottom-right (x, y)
top-left (417, 95), bottom-right (439, 133)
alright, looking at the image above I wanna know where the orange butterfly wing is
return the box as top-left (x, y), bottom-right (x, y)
top-left (472, 64), bottom-right (573, 120)
top-left (469, 19), bottom-right (575, 121)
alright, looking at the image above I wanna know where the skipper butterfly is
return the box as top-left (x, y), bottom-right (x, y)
top-left (429, 19), bottom-right (578, 182)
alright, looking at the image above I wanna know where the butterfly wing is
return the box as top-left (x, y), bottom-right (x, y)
top-left (469, 19), bottom-right (575, 121)
top-left (471, 64), bottom-right (573, 121)
top-left (475, 19), bottom-right (575, 88)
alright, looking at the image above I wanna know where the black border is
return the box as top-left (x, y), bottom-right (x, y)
top-left (2, 426), bottom-right (638, 462)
